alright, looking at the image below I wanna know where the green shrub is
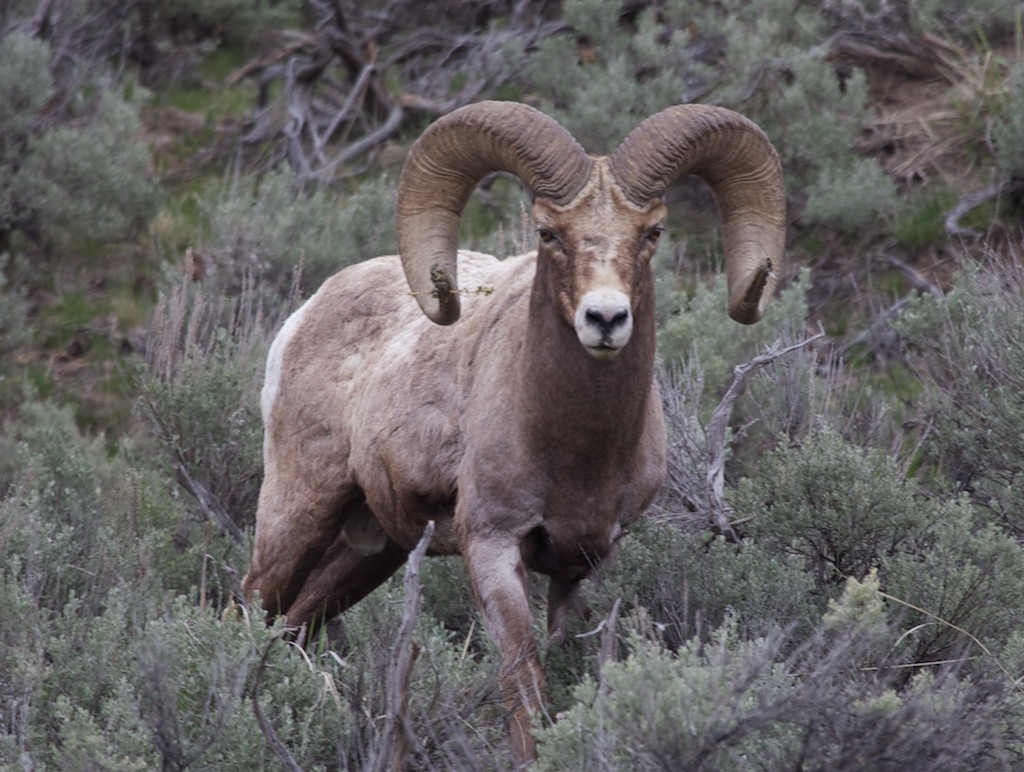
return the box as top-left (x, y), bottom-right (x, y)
top-left (0, 33), bottom-right (158, 251)
top-left (517, 0), bottom-right (893, 236)
top-left (592, 520), bottom-right (816, 647)
top-left (736, 428), bottom-right (931, 590)
top-left (909, 0), bottom-right (1024, 38)
top-left (992, 62), bottom-right (1024, 178)
top-left (201, 169), bottom-right (397, 300)
top-left (535, 618), bottom-right (799, 771)
top-left (885, 498), bottom-right (1024, 674)
top-left (658, 269), bottom-right (812, 398)
top-left (139, 260), bottom-right (275, 538)
top-left (804, 156), bottom-right (901, 234)
top-left (20, 89), bottom-right (158, 245)
top-left (518, 0), bottom-right (822, 153)
top-left (0, 253), bottom-right (29, 364)
top-left (536, 582), bottom-right (1024, 770)
top-left (896, 262), bottom-right (1024, 536)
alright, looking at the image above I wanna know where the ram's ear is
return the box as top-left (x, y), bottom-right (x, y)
top-left (396, 101), bottom-right (593, 325)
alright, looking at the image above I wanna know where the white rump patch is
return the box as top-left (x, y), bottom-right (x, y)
top-left (262, 299), bottom-right (312, 420)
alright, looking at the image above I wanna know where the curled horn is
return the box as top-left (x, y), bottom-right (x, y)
top-left (610, 105), bottom-right (786, 324)
top-left (397, 101), bottom-right (594, 324)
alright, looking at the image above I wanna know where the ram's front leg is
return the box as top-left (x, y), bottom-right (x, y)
top-left (463, 533), bottom-right (545, 766)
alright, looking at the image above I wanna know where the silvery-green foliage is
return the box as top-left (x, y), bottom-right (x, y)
top-left (0, 33), bottom-right (54, 237)
top-left (535, 598), bottom-right (1021, 771)
top-left (884, 496), bottom-right (1024, 673)
top-left (0, 32), bottom-right (158, 248)
top-left (895, 262), bottom-right (1024, 537)
top-left (535, 618), bottom-right (799, 771)
top-left (20, 88), bottom-right (159, 243)
top-left (905, 0), bottom-right (1022, 36)
top-left (202, 169), bottom-right (397, 299)
top-left (735, 428), bottom-right (930, 589)
top-left (592, 519), bottom-right (816, 647)
top-left (758, 53), bottom-right (899, 233)
top-left (992, 63), bottom-right (1024, 178)
top-left (659, 269), bottom-right (812, 400)
top-left (518, 0), bottom-right (893, 233)
top-left (0, 253), bottom-right (29, 359)
top-left (804, 156), bottom-right (900, 233)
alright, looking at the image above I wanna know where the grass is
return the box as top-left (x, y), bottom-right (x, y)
top-left (891, 187), bottom-right (958, 250)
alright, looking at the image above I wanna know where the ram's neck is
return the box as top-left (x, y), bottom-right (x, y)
top-left (518, 265), bottom-right (657, 468)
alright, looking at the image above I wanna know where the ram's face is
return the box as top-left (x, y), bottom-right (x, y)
top-left (533, 163), bottom-right (666, 360)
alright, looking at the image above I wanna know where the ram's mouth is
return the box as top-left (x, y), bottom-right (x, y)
top-left (584, 343), bottom-right (624, 361)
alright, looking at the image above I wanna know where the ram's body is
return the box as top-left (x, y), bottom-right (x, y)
top-left (250, 246), bottom-right (665, 618)
top-left (243, 101), bottom-right (785, 764)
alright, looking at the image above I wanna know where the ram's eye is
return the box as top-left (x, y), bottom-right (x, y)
top-left (646, 225), bottom-right (664, 244)
top-left (538, 228), bottom-right (557, 245)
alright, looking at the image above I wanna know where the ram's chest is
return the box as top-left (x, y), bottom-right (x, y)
top-left (519, 508), bottom-right (623, 580)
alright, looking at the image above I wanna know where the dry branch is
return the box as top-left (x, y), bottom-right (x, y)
top-left (252, 632), bottom-right (305, 772)
top-left (229, 0), bottom-right (566, 182)
top-left (945, 178), bottom-right (1024, 239)
top-left (175, 462), bottom-right (243, 544)
top-left (706, 325), bottom-right (827, 540)
top-left (371, 519), bottom-right (435, 771)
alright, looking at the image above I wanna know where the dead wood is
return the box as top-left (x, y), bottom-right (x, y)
top-left (946, 178), bottom-right (1024, 239)
top-left (230, 0), bottom-right (567, 184)
top-left (371, 519), bottom-right (435, 772)
top-left (706, 326), bottom-right (827, 541)
top-left (252, 632), bottom-right (305, 772)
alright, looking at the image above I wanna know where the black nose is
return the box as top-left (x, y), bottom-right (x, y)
top-left (585, 308), bottom-right (630, 335)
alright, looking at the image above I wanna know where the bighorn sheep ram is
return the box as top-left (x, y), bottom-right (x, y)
top-left (243, 100), bottom-right (785, 764)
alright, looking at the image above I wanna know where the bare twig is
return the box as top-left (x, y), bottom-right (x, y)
top-left (228, 1), bottom-right (566, 180)
top-left (597, 597), bottom-right (622, 682)
top-left (706, 325), bottom-right (827, 540)
top-left (175, 462), bottom-right (243, 544)
top-left (371, 519), bottom-right (435, 771)
top-left (945, 178), bottom-right (1024, 238)
top-left (252, 632), bottom-right (305, 772)
top-left (882, 253), bottom-right (944, 299)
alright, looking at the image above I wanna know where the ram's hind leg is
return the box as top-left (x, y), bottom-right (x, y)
top-left (286, 527), bottom-right (408, 631)
top-left (243, 474), bottom-right (346, 618)
top-left (245, 478), bottom-right (407, 626)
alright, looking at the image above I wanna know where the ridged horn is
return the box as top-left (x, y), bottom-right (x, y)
top-left (609, 104), bottom-right (786, 324)
top-left (397, 101), bottom-right (594, 324)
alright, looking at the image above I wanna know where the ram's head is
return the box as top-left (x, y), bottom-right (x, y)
top-left (396, 101), bottom-right (786, 359)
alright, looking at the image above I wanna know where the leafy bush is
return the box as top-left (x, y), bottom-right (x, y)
top-left (658, 270), bottom-right (812, 398)
top-left (885, 498), bottom-right (1024, 673)
top-left (804, 156), bottom-right (901, 233)
top-left (535, 600), bottom-right (1022, 771)
top-left (0, 395), bottom-right (507, 769)
top-left (591, 520), bottom-right (816, 648)
top-left (896, 261), bottom-right (1024, 537)
top-left (0, 33), bottom-right (158, 251)
top-left (138, 255), bottom-right (277, 539)
top-left (517, 0), bottom-right (896, 235)
top-left (200, 169), bottom-right (397, 299)
top-left (992, 63), bottom-right (1024, 178)
top-left (736, 428), bottom-right (930, 590)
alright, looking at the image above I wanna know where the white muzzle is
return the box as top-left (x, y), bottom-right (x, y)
top-left (574, 290), bottom-right (633, 360)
